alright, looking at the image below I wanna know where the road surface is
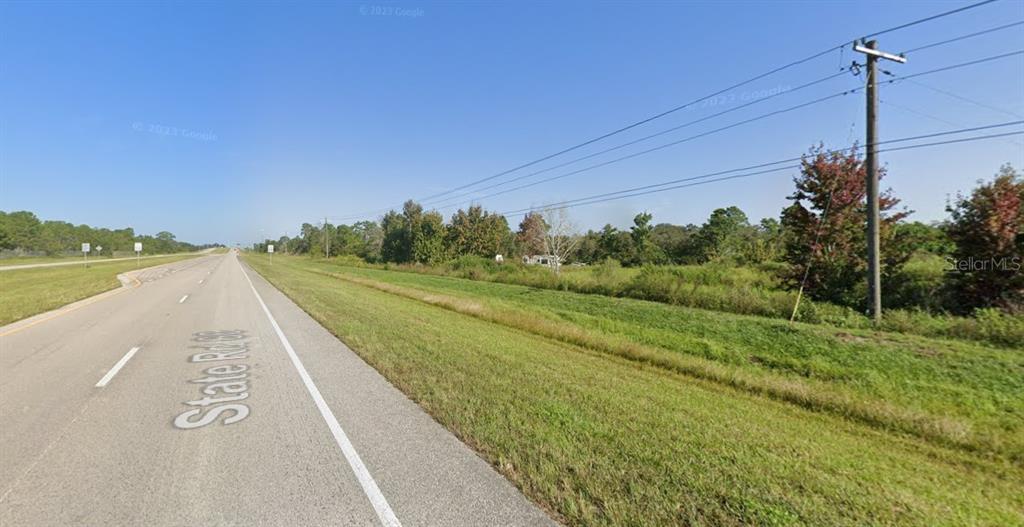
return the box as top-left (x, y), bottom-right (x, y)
top-left (0, 251), bottom-right (553, 526)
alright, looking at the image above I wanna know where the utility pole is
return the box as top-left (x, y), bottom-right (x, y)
top-left (324, 217), bottom-right (330, 259)
top-left (855, 39), bottom-right (905, 323)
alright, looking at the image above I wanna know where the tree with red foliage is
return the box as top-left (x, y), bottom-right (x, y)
top-left (781, 145), bottom-right (911, 309)
top-left (945, 164), bottom-right (1024, 314)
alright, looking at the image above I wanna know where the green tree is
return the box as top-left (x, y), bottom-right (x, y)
top-left (597, 224), bottom-right (632, 263)
top-left (694, 206), bottom-right (751, 262)
top-left (514, 212), bottom-right (547, 256)
top-left (352, 220), bottom-right (383, 261)
top-left (893, 221), bottom-right (954, 256)
top-left (628, 212), bottom-right (667, 265)
top-left (650, 223), bottom-right (700, 264)
top-left (412, 210), bottom-right (447, 264)
top-left (447, 205), bottom-right (512, 258)
top-left (380, 211), bottom-right (408, 262)
top-left (0, 211), bottom-right (42, 251)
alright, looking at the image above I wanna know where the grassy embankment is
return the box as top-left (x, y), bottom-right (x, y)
top-left (0, 254), bottom-right (200, 326)
top-left (365, 255), bottom-right (1022, 347)
top-left (244, 254), bottom-right (1024, 526)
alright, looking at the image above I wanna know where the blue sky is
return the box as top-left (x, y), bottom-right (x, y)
top-left (1, 0), bottom-right (1021, 245)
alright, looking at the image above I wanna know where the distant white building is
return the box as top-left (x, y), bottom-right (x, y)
top-left (522, 254), bottom-right (560, 267)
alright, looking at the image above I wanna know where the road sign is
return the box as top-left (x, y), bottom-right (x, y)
top-left (134, 242), bottom-right (143, 252)
top-left (81, 243), bottom-right (90, 253)
top-left (97, 245), bottom-right (103, 252)
top-left (267, 244), bottom-right (275, 253)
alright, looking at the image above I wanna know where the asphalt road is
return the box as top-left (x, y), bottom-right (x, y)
top-left (0, 251), bottom-right (554, 526)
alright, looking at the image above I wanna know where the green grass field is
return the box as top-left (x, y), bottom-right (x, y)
top-left (360, 256), bottom-right (1023, 347)
top-left (0, 255), bottom-right (83, 267)
top-left (0, 254), bottom-right (199, 326)
top-left (244, 254), bottom-right (1024, 526)
top-left (0, 251), bottom-right (212, 268)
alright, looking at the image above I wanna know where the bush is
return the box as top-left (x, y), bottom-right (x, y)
top-left (325, 256), bottom-right (1021, 348)
top-left (886, 254), bottom-right (949, 311)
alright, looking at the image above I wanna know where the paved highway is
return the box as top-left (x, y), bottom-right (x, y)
top-left (0, 251), bottom-right (553, 526)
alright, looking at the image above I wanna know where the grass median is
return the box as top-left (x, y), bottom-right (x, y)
top-left (244, 254), bottom-right (1024, 526)
top-left (0, 254), bottom-right (200, 326)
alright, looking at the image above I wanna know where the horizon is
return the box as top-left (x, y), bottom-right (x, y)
top-left (2, 0), bottom-right (1022, 245)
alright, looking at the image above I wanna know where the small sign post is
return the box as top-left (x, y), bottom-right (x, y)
top-left (134, 242), bottom-right (143, 268)
top-left (267, 244), bottom-right (274, 264)
top-left (81, 242), bottom-right (90, 268)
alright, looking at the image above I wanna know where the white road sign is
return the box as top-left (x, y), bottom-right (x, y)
top-left (134, 242), bottom-right (143, 252)
top-left (267, 244), bottom-right (275, 253)
top-left (97, 246), bottom-right (103, 252)
top-left (81, 243), bottom-right (90, 253)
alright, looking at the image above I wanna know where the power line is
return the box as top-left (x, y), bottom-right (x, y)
top-left (434, 45), bottom-right (1023, 210)
top-left (412, 45), bottom-right (843, 203)
top-left (880, 49), bottom-right (1023, 84)
top-left (333, 0), bottom-right (1006, 221)
top-left (423, 70), bottom-right (851, 209)
top-left (882, 73), bottom-right (1024, 120)
top-left (900, 20), bottom-right (1024, 55)
top-left (333, 51), bottom-right (845, 221)
top-left (433, 50), bottom-right (1023, 213)
top-left (432, 91), bottom-right (855, 210)
top-left (501, 130), bottom-right (1023, 217)
top-left (880, 98), bottom-right (1024, 146)
top-left (861, 0), bottom-right (1000, 40)
top-left (498, 122), bottom-right (1024, 217)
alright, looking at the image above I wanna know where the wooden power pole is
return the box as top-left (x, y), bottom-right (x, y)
top-left (324, 217), bottom-right (330, 259)
top-left (855, 40), bottom-right (905, 323)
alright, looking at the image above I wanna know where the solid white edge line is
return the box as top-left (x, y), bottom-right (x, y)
top-left (238, 258), bottom-right (402, 527)
top-left (95, 347), bottom-right (141, 387)
top-left (179, 295), bottom-right (189, 303)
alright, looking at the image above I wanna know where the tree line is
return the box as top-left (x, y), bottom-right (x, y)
top-left (257, 147), bottom-right (1022, 314)
top-left (0, 210), bottom-right (215, 256)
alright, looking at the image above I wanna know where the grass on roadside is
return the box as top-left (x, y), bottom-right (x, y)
top-left (0, 254), bottom-right (199, 326)
top-left (373, 255), bottom-right (1023, 347)
top-left (245, 254), bottom-right (1024, 526)
top-left (310, 263), bottom-right (1024, 463)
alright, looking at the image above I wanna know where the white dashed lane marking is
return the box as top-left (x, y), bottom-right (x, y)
top-left (95, 347), bottom-right (141, 388)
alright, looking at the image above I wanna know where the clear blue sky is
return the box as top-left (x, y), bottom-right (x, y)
top-left (2, 0), bottom-right (1021, 245)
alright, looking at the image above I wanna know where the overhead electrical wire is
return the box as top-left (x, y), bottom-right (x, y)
top-left (427, 50), bottom-right (1023, 213)
top-left (425, 21), bottom-right (1024, 210)
top-left (331, 0), bottom-right (1006, 221)
top-left (429, 90), bottom-right (856, 210)
top-left (503, 132), bottom-right (1024, 216)
top-left (880, 99), bottom-right (1023, 146)
top-left (426, 46), bottom-right (1023, 211)
top-left (861, 0), bottom-right (1000, 40)
top-left (497, 121), bottom-right (1024, 217)
top-left (899, 20), bottom-right (1023, 55)
top-left (423, 70), bottom-right (851, 209)
top-left (410, 1), bottom-right (1003, 200)
top-left (498, 130), bottom-right (1024, 218)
